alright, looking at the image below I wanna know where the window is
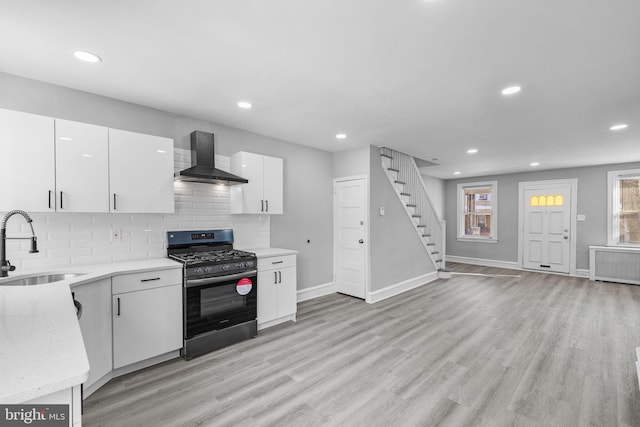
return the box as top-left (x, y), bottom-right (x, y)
top-left (608, 169), bottom-right (640, 246)
top-left (457, 181), bottom-right (498, 241)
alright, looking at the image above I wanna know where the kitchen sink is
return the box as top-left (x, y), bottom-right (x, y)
top-left (0, 273), bottom-right (86, 286)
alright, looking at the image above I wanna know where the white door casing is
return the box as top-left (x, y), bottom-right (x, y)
top-left (519, 179), bottom-right (577, 274)
top-left (334, 176), bottom-right (368, 299)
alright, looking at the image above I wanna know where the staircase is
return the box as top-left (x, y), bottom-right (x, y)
top-left (380, 147), bottom-right (449, 277)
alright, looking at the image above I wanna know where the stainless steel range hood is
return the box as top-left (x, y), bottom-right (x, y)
top-left (175, 131), bottom-right (248, 185)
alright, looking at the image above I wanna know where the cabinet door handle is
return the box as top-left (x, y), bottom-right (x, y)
top-left (48, 190), bottom-right (53, 209)
top-left (261, 200), bottom-right (264, 212)
top-left (266, 200), bottom-right (269, 212)
top-left (117, 297), bottom-right (121, 316)
top-left (274, 271), bottom-right (277, 284)
top-left (278, 271), bottom-right (282, 283)
top-left (272, 261), bottom-right (284, 265)
top-left (140, 277), bottom-right (161, 282)
top-left (113, 194), bottom-right (117, 210)
top-left (59, 191), bottom-right (64, 210)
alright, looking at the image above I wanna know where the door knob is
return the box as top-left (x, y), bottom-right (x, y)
top-left (563, 235), bottom-right (569, 240)
top-left (358, 239), bottom-right (364, 244)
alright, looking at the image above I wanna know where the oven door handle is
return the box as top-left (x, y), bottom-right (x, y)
top-left (185, 270), bottom-right (258, 288)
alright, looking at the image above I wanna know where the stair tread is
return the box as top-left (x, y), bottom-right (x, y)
top-left (422, 234), bottom-right (431, 237)
top-left (416, 225), bottom-right (426, 228)
top-left (426, 243), bottom-right (436, 246)
top-left (400, 192), bottom-right (410, 196)
top-left (406, 204), bottom-right (416, 207)
top-left (380, 154), bottom-right (393, 159)
top-left (388, 168), bottom-right (399, 172)
top-left (412, 215), bottom-right (421, 218)
top-left (431, 251), bottom-right (440, 255)
top-left (394, 181), bottom-right (406, 184)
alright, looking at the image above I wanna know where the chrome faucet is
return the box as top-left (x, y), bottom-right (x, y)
top-left (1, 210), bottom-right (39, 277)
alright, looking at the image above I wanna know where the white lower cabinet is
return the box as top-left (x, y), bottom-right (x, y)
top-left (112, 270), bottom-right (182, 369)
top-left (25, 385), bottom-right (82, 426)
top-left (257, 254), bottom-right (297, 329)
top-left (73, 279), bottom-right (112, 392)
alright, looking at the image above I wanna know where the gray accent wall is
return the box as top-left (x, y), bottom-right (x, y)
top-left (445, 162), bottom-right (640, 270)
top-left (369, 146), bottom-right (434, 291)
top-left (0, 72), bottom-right (333, 290)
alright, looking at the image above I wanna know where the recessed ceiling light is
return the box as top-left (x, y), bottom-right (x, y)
top-left (156, 150), bottom-right (166, 154)
top-left (466, 148), bottom-right (478, 154)
top-left (237, 101), bottom-right (253, 109)
top-left (336, 133), bottom-right (347, 140)
top-left (530, 162), bottom-right (539, 167)
top-left (81, 153), bottom-right (93, 158)
top-left (73, 50), bottom-right (102, 63)
top-left (58, 136), bottom-right (72, 141)
top-left (453, 171), bottom-right (461, 175)
top-left (609, 123), bottom-right (628, 131)
top-left (501, 85), bottom-right (522, 96)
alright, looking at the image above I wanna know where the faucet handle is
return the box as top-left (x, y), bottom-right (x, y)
top-left (1, 260), bottom-right (16, 273)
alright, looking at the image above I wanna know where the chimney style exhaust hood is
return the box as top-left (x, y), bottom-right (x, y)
top-left (175, 131), bottom-right (248, 185)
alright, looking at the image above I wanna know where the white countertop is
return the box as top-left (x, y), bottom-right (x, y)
top-left (0, 258), bottom-right (182, 403)
top-left (244, 247), bottom-right (298, 258)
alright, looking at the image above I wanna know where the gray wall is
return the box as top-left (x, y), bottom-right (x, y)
top-left (332, 145), bottom-right (370, 178)
top-left (444, 161), bottom-right (640, 270)
top-left (369, 146), bottom-right (434, 291)
top-left (0, 72), bottom-right (333, 290)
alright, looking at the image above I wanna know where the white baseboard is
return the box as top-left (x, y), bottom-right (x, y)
top-left (575, 269), bottom-right (589, 278)
top-left (297, 281), bottom-right (335, 302)
top-left (446, 255), bottom-right (591, 279)
top-left (366, 271), bottom-right (438, 304)
top-left (445, 255), bottom-right (521, 270)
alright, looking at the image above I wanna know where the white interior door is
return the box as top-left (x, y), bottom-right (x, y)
top-left (522, 182), bottom-right (573, 273)
top-left (334, 178), bottom-right (367, 299)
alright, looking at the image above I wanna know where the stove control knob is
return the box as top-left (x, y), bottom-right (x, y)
top-left (205, 266), bottom-right (213, 274)
top-left (194, 267), bottom-right (203, 275)
top-left (222, 264), bottom-right (231, 271)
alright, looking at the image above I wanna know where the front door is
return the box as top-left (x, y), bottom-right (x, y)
top-left (522, 181), bottom-right (573, 273)
top-left (334, 177), bottom-right (367, 299)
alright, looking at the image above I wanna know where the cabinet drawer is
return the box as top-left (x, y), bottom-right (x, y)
top-left (112, 268), bottom-right (182, 294)
top-left (258, 255), bottom-right (296, 271)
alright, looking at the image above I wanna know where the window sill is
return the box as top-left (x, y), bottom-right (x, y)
top-left (457, 237), bottom-right (498, 244)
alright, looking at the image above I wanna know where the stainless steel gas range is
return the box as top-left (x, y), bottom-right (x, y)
top-left (167, 229), bottom-right (257, 360)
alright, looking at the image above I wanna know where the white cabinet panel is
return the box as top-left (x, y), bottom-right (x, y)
top-left (0, 108), bottom-right (55, 212)
top-left (262, 155), bottom-right (283, 214)
top-left (230, 151), bottom-right (283, 215)
top-left (108, 128), bottom-right (174, 213)
top-left (257, 254), bottom-right (296, 328)
top-left (112, 284), bottom-right (182, 369)
top-left (73, 278), bottom-right (112, 390)
top-left (55, 119), bottom-right (109, 212)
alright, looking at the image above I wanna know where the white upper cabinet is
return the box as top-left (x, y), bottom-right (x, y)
top-left (0, 108), bottom-right (175, 214)
top-left (55, 119), bottom-right (109, 212)
top-left (108, 129), bottom-right (174, 213)
top-left (0, 108), bottom-right (55, 212)
top-left (230, 151), bottom-right (283, 214)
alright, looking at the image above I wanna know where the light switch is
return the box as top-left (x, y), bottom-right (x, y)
top-left (577, 214), bottom-right (586, 221)
top-left (379, 207), bottom-right (385, 216)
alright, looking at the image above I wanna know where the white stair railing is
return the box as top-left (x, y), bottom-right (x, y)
top-left (380, 147), bottom-right (446, 272)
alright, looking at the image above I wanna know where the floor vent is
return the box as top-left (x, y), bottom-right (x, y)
top-left (589, 246), bottom-right (640, 285)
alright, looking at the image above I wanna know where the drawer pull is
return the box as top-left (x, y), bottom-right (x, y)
top-left (272, 261), bottom-right (284, 265)
top-left (141, 277), bottom-right (161, 282)
top-left (117, 297), bottom-right (121, 316)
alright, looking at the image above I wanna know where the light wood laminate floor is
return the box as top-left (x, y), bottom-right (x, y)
top-left (84, 263), bottom-right (640, 426)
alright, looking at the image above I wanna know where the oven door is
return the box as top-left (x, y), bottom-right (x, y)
top-left (185, 270), bottom-right (257, 340)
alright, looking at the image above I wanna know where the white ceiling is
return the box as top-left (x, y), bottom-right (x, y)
top-left (1, 0), bottom-right (639, 179)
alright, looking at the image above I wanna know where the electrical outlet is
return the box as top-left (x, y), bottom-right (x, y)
top-left (379, 207), bottom-right (385, 216)
top-left (577, 214), bottom-right (586, 221)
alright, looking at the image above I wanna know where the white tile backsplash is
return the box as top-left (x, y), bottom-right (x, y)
top-left (2, 151), bottom-right (269, 271)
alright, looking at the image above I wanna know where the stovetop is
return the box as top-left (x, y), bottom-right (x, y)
top-left (169, 249), bottom-right (256, 266)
